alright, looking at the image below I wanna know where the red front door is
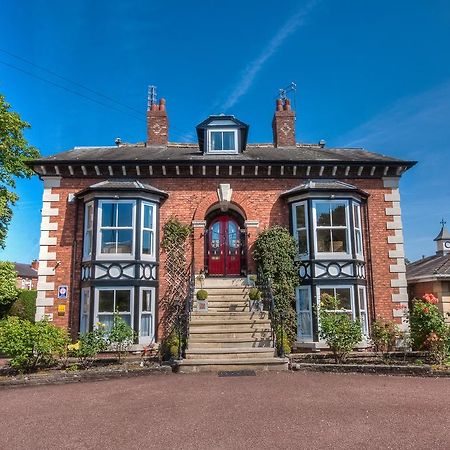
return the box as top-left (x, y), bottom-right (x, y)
top-left (208, 215), bottom-right (241, 276)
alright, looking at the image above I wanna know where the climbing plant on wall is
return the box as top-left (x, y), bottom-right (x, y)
top-left (253, 226), bottom-right (300, 348)
top-left (160, 218), bottom-right (192, 341)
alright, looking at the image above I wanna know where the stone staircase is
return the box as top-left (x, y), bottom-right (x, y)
top-left (176, 277), bottom-right (288, 373)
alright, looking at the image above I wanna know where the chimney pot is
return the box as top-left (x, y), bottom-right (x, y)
top-left (147, 97), bottom-right (169, 145)
top-left (272, 98), bottom-right (296, 147)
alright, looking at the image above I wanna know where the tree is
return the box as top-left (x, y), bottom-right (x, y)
top-left (0, 94), bottom-right (40, 248)
top-left (0, 261), bottom-right (18, 316)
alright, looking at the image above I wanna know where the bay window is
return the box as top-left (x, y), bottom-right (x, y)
top-left (95, 287), bottom-right (133, 331)
top-left (313, 200), bottom-right (350, 256)
top-left (296, 286), bottom-right (312, 341)
top-left (318, 286), bottom-right (354, 319)
top-left (141, 202), bottom-right (156, 259)
top-left (139, 287), bottom-right (155, 345)
top-left (353, 203), bottom-right (363, 258)
top-left (80, 288), bottom-right (90, 334)
top-left (292, 201), bottom-right (309, 257)
top-left (98, 200), bottom-right (135, 256)
top-left (83, 202), bottom-right (94, 259)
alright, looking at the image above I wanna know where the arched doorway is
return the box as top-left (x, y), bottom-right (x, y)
top-left (206, 213), bottom-right (246, 276)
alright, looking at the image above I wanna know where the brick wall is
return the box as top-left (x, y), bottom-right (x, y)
top-left (36, 175), bottom-right (408, 338)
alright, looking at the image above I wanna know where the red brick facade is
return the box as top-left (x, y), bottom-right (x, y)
top-left (38, 175), bottom-right (406, 339)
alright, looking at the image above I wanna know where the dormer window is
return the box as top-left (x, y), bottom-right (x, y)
top-left (208, 129), bottom-right (237, 153)
top-left (196, 115), bottom-right (249, 155)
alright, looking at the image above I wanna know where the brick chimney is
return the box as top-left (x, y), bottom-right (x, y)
top-left (272, 98), bottom-right (296, 147)
top-left (147, 98), bottom-right (169, 145)
top-left (31, 259), bottom-right (38, 270)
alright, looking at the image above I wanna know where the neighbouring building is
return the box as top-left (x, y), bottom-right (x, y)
top-left (14, 261), bottom-right (38, 290)
top-left (29, 93), bottom-right (416, 359)
top-left (407, 222), bottom-right (450, 323)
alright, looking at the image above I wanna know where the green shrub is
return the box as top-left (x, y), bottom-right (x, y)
top-left (160, 327), bottom-right (183, 361)
top-left (409, 294), bottom-right (450, 363)
top-left (8, 289), bottom-right (36, 322)
top-left (0, 316), bottom-right (68, 372)
top-left (371, 317), bottom-right (400, 356)
top-left (248, 288), bottom-right (261, 301)
top-left (253, 226), bottom-right (300, 347)
top-left (108, 314), bottom-right (135, 362)
top-left (0, 261), bottom-right (18, 316)
top-left (196, 289), bottom-right (208, 301)
top-left (318, 295), bottom-right (362, 364)
top-left (69, 326), bottom-right (108, 368)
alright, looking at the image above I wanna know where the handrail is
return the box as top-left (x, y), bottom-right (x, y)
top-left (257, 267), bottom-right (285, 357)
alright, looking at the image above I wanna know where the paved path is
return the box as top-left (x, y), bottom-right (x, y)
top-left (1, 371), bottom-right (449, 449)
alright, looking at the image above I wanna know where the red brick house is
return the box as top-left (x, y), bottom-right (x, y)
top-left (407, 223), bottom-right (450, 323)
top-left (14, 261), bottom-right (38, 290)
top-left (29, 94), bottom-right (415, 367)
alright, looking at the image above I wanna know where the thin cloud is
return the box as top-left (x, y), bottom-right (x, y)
top-left (220, 1), bottom-right (318, 111)
top-left (337, 80), bottom-right (450, 153)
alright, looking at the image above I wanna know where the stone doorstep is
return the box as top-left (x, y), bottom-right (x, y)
top-left (176, 357), bottom-right (289, 373)
top-left (185, 347), bottom-right (276, 360)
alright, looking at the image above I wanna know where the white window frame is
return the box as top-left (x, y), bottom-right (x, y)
top-left (296, 286), bottom-right (313, 342)
top-left (80, 287), bottom-right (91, 334)
top-left (312, 199), bottom-right (352, 260)
top-left (358, 286), bottom-right (369, 338)
top-left (140, 201), bottom-right (157, 261)
top-left (83, 201), bottom-right (94, 261)
top-left (138, 287), bottom-right (156, 345)
top-left (97, 200), bottom-right (136, 260)
top-left (353, 202), bottom-right (364, 259)
top-left (292, 201), bottom-right (309, 259)
top-left (316, 285), bottom-right (356, 320)
top-left (207, 128), bottom-right (238, 153)
top-left (94, 287), bottom-right (134, 330)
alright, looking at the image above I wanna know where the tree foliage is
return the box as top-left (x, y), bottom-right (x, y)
top-left (0, 261), bottom-right (18, 314)
top-left (0, 94), bottom-right (40, 248)
top-left (253, 226), bottom-right (300, 346)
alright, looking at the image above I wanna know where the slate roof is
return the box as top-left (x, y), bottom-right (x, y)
top-left (406, 254), bottom-right (450, 280)
top-left (14, 263), bottom-right (38, 278)
top-left (280, 180), bottom-right (367, 198)
top-left (31, 143), bottom-right (415, 166)
top-left (75, 180), bottom-right (168, 198)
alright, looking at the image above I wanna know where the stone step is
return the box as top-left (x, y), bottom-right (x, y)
top-left (193, 301), bottom-right (249, 309)
top-left (198, 289), bottom-right (249, 297)
top-left (190, 316), bottom-right (270, 325)
top-left (176, 357), bottom-right (288, 373)
top-left (187, 338), bottom-right (273, 349)
top-left (199, 306), bottom-right (250, 313)
top-left (190, 311), bottom-right (268, 320)
top-left (190, 321), bottom-right (271, 331)
top-left (189, 329), bottom-right (272, 339)
top-left (185, 347), bottom-right (275, 360)
top-left (197, 277), bottom-right (248, 288)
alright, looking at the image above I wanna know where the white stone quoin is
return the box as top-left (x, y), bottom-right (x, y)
top-left (383, 177), bottom-right (409, 331)
top-left (35, 176), bottom-right (61, 322)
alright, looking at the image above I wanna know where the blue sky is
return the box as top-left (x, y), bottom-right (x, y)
top-left (1, 0), bottom-right (450, 263)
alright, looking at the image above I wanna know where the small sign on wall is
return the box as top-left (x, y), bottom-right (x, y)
top-left (57, 285), bottom-right (68, 299)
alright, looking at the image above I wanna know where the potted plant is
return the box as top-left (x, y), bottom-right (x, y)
top-left (248, 287), bottom-right (262, 312)
top-left (196, 289), bottom-right (208, 312)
